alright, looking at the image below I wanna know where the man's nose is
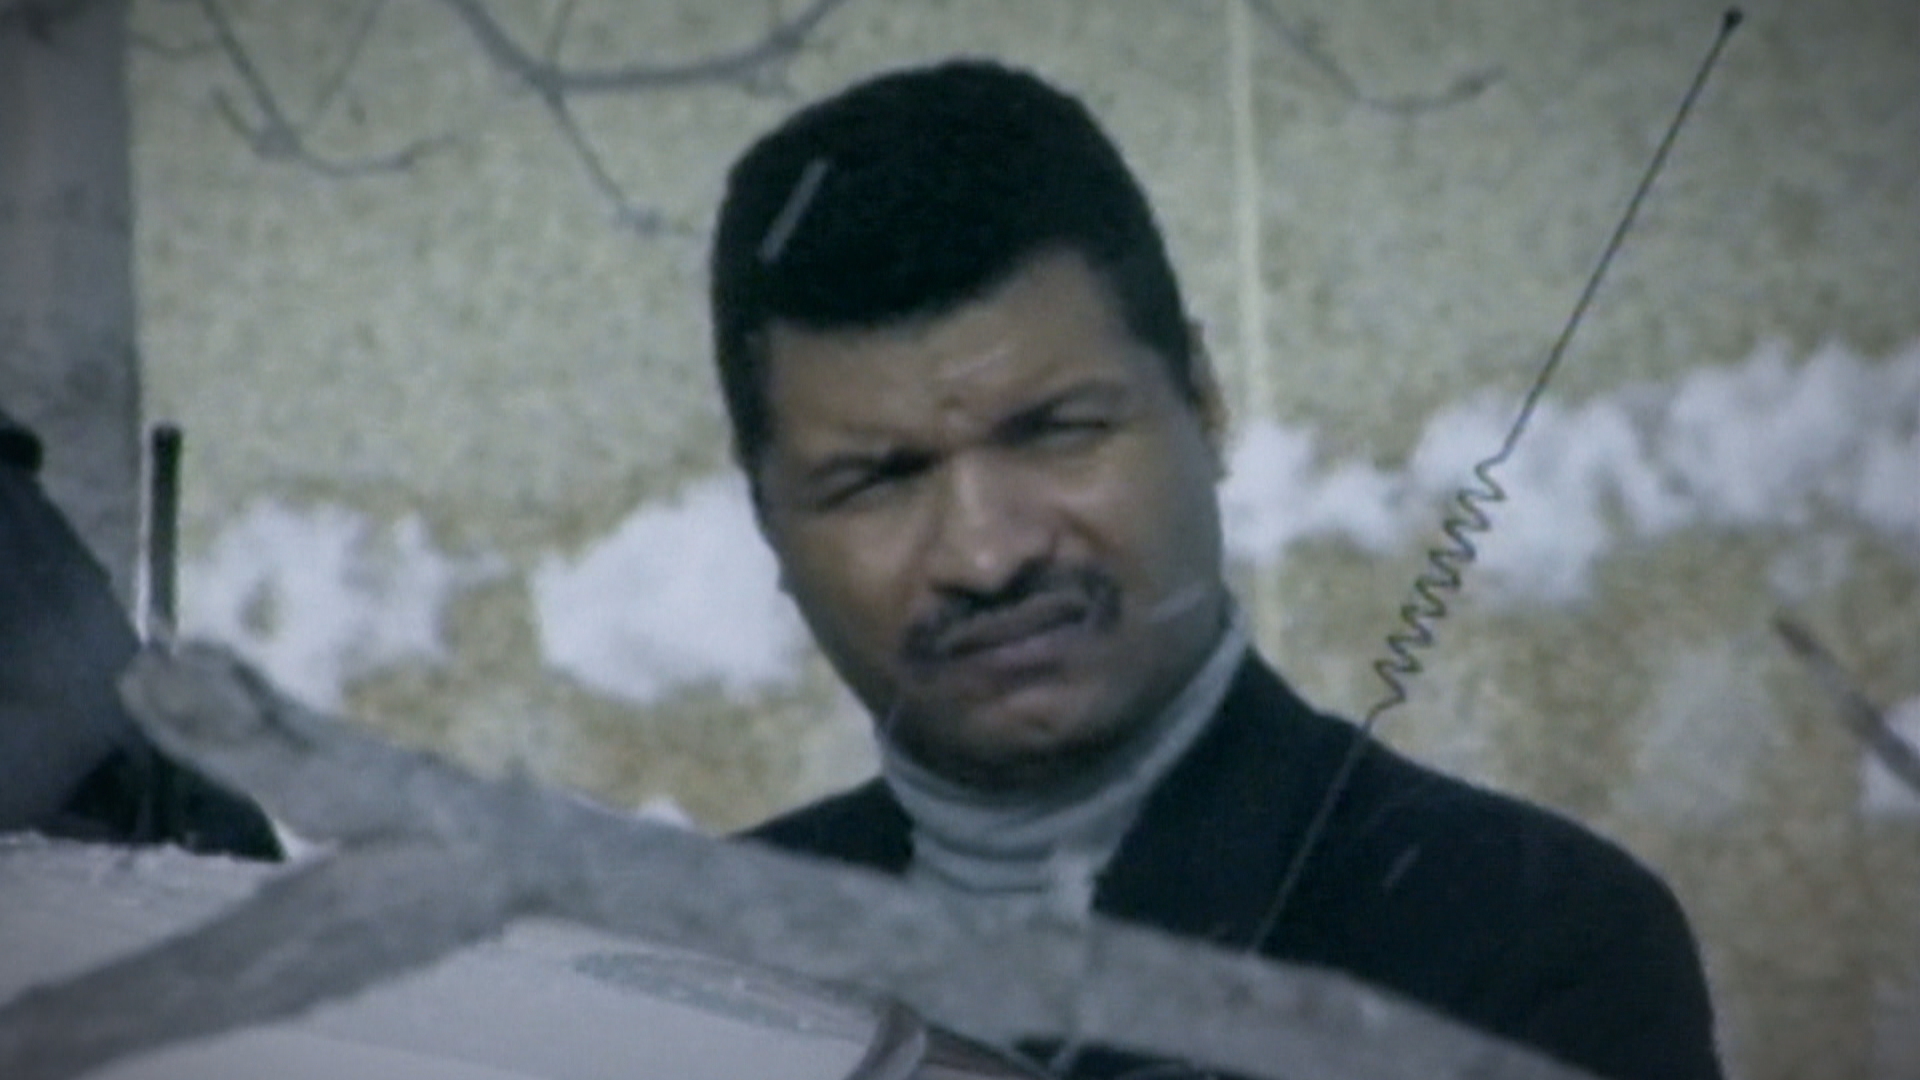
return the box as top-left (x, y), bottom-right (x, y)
top-left (922, 456), bottom-right (1054, 598)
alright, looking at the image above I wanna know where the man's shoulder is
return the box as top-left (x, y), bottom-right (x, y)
top-left (1297, 728), bottom-right (1719, 1078)
top-left (1226, 680), bottom-right (1718, 1078)
top-left (739, 777), bottom-right (911, 873)
top-left (1213, 657), bottom-right (1668, 910)
top-left (1334, 735), bottom-right (1671, 916)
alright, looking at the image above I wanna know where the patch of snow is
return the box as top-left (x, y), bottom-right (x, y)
top-left (1766, 534), bottom-right (1854, 604)
top-left (181, 503), bottom-right (491, 711)
top-left (1648, 339), bottom-right (1920, 543)
top-left (1617, 644), bottom-right (1784, 825)
top-left (632, 796), bottom-right (698, 831)
top-left (1222, 337), bottom-right (1920, 602)
top-left (531, 474), bottom-right (808, 706)
top-left (1219, 422), bottom-right (1401, 561)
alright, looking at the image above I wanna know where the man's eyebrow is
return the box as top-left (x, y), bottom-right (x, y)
top-left (800, 444), bottom-right (931, 486)
top-left (790, 380), bottom-right (1131, 486)
top-left (995, 380), bottom-right (1131, 432)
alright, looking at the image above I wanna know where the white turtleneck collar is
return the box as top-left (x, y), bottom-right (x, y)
top-left (878, 604), bottom-right (1250, 910)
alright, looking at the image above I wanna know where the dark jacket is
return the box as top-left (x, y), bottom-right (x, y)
top-left (748, 654), bottom-right (1721, 1080)
top-left (1, 407), bottom-right (279, 859)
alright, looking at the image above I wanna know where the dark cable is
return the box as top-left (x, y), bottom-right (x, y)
top-left (142, 423), bottom-right (185, 840)
top-left (1249, 9), bottom-right (1744, 951)
top-left (146, 423), bottom-right (183, 644)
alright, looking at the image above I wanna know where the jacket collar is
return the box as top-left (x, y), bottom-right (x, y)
top-left (822, 652), bottom-right (1345, 948)
top-left (1091, 653), bottom-right (1342, 949)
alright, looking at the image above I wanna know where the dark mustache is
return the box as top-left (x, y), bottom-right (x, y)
top-left (902, 563), bottom-right (1121, 664)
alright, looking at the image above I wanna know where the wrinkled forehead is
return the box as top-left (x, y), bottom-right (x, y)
top-left (758, 250), bottom-right (1156, 454)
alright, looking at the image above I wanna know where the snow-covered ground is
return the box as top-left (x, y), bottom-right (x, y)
top-left (0, 839), bottom-right (883, 1080)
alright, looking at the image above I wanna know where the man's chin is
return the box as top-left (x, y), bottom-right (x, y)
top-left (916, 699), bottom-right (1133, 791)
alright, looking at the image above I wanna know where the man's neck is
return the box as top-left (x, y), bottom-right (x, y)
top-left (877, 607), bottom-right (1250, 901)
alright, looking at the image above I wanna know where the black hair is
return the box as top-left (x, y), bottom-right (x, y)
top-left (708, 58), bottom-right (1196, 478)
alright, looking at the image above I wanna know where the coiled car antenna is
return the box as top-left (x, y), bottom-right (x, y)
top-left (1251, 8), bottom-right (1745, 949)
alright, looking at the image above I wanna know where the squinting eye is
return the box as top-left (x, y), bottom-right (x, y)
top-left (1029, 417), bottom-right (1112, 447)
top-left (827, 473), bottom-right (895, 506)
top-left (818, 457), bottom-right (929, 510)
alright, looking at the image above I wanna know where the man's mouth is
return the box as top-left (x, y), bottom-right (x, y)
top-left (929, 592), bottom-right (1093, 665)
top-left (901, 566), bottom-right (1123, 682)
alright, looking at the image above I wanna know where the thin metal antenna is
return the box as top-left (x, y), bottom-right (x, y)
top-left (1249, 8), bottom-right (1745, 951)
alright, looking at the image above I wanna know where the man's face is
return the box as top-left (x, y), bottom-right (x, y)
top-left (754, 249), bottom-right (1229, 790)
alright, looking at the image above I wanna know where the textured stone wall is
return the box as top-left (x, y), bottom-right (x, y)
top-left (127, 1), bottom-right (1917, 1077)
top-left (1, 1), bottom-right (141, 604)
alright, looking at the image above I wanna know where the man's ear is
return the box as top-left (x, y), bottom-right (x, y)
top-left (1185, 319), bottom-right (1229, 479)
